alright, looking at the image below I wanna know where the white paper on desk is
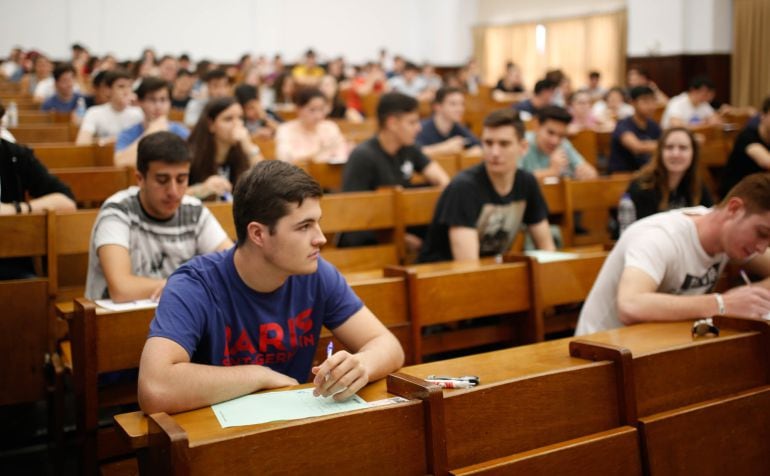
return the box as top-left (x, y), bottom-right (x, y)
top-left (94, 299), bottom-right (158, 312)
top-left (212, 388), bottom-right (369, 428)
top-left (523, 250), bottom-right (580, 263)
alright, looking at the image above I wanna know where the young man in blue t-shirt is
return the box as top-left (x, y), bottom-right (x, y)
top-left (138, 161), bottom-right (404, 415)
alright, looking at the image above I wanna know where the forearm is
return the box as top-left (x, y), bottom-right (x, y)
top-left (351, 333), bottom-right (404, 382)
top-left (139, 361), bottom-right (272, 414)
top-left (29, 193), bottom-right (76, 212)
top-left (422, 142), bottom-right (456, 157)
top-left (114, 143), bottom-right (138, 167)
top-left (107, 275), bottom-right (165, 302)
top-left (618, 292), bottom-right (719, 325)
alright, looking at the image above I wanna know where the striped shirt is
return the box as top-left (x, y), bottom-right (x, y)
top-left (85, 187), bottom-right (228, 300)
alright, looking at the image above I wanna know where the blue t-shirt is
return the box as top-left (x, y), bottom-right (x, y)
top-left (41, 93), bottom-right (84, 112)
top-left (148, 248), bottom-right (363, 382)
top-left (609, 116), bottom-right (661, 173)
top-left (416, 118), bottom-right (480, 148)
top-left (115, 121), bottom-right (190, 151)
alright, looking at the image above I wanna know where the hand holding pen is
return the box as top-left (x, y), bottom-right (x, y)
top-left (311, 342), bottom-right (369, 401)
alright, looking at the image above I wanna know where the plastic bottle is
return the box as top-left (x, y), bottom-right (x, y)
top-left (617, 193), bottom-right (636, 235)
top-left (75, 96), bottom-right (87, 121)
top-left (6, 100), bottom-right (18, 127)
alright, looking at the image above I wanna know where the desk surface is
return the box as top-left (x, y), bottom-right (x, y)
top-left (115, 320), bottom-right (738, 450)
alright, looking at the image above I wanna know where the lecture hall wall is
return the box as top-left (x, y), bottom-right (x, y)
top-left (0, 0), bottom-right (732, 87)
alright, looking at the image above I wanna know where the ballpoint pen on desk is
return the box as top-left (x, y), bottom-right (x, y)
top-left (425, 379), bottom-right (476, 389)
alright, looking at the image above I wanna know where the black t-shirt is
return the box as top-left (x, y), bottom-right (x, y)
top-left (342, 136), bottom-right (431, 191)
top-left (626, 178), bottom-right (713, 221)
top-left (721, 125), bottom-right (770, 196)
top-left (495, 79), bottom-right (524, 93)
top-left (1, 139), bottom-right (75, 279)
top-left (419, 164), bottom-right (549, 263)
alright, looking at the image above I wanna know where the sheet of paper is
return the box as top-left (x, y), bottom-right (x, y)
top-left (212, 388), bottom-right (370, 428)
top-left (94, 299), bottom-right (158, 312)
top-left (523, 250), bottom-right (580, 263)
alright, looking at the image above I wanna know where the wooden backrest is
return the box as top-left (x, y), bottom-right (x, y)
top-left (147, 399), bottom-right (435, 476)
top-left (51, 166), bottom-right (134, 206)
top-left (10, 123), bottom-right (74, 143)
top-left (457, 153), bottom-right (482, 171)
top-left (304, 161), bottom-right (345, 192)
top-left (569, 129), bottom-right (599, 167)
top-left (0, 212), bottom-right (50, 405)
top-left (539, 178), bottom-right (566, 214)
top-left (252, 137), bottom-right (275, 160)
top-left (561, 174), bottom-right (633, 246)
top-left (451, 426), bottom-right (642, 476)
top-left (639, 386), bottom-right (770, 475)
top-left (388, 260), bottom-right (533, 361)
top-left (18, 110), bottom-right (57, 124)
top-left (204, 202), bottom-right (235, 241)
top-left (442, 362), bottom-right (625, 470)
top-left (314, 274), bottom-right (412, 366)
top-left (48, 209), bottom-right (100, 301)
top-left (333, 117), bottom-right (377, 143)
top-left (422, 153), bottom-right (460, 179)
top-left (396, 186), bottom-right (442, 227)
top-left (33, 142), bottom-right (115, 168)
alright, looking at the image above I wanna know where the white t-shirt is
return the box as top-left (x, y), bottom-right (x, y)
top-left (79, 104), bottom-right (143, 140)
top-left (661, 92), bottom-right (715, 128)
top-left (575, 207), bottom-right (727, 336)
top-left (33, 77), bottom-right (82, 101)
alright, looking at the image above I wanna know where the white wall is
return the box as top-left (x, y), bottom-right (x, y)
top-left (627, 0), bottom-right (732, 56)
top-left (0, 0), bottom-right (478, 65)
top-left (476, 0), bottom-right (626, 25)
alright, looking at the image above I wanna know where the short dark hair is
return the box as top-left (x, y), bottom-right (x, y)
top-left (53, 63), bottom-right (76, 82)
top-left (92, 70), bottom-right (109, 88)
top-left (536, 105), bottom-right (573, 125)
top-left (176, 68), bottom-right (192, 79)
top-left (135, 76), bottom-right (171, 100)
top-left (104, 69), bottom-right (132, 87)
top-left (589, 71), bottom-right (600, 79)
top-left (0, 100), bottom-right (5, 121)
top-left (203, 69), bottom-right (229, 83)
top-left (629, 86), bottom-right (655, 101)
top-left (763, 96), bottom-right (770, 115)
top-left (689, 75), bottom-right (715, 91)
top-left (483, 109), bottom-right (525, 140)
top-left (376, 92), bottom-right (418, 129)
top-left (404, 62), bottom-right (420, 72)
top-left (533, 79), bottom-right (556, 95)
top-left (233, 161), bottom-right (322, 245)
top-left (434, 86), bottom-right (464, 105)
top-left (293, 87), bottom-right (326, 107)
top-left (136, 131), bottom-right (190, 174)
top-left (234, 84), bottom-right (258, 106)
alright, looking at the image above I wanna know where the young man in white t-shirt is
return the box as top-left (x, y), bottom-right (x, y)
top-left (661, 76), bottom-right (720, 129)
top-left (75, 69), bottom-right (143, 145)
top-left (576, 173), bottom-right (770, 335)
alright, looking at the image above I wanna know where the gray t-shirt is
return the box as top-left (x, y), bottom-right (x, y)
top-left (575, 207), bottom-right (727, 335)
top-left (85, 187), bottom-right (228, 300)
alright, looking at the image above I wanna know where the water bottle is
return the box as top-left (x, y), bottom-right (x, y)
top-left (618, 193), bottom-right (636, 235)
top-left (6, 100), bottom-right (18, 127)
top-left (75, 96), bottom-right (87, 121)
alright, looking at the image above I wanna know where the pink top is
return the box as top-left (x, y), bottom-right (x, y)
top-left (275, 119), bottom-right (348, 163)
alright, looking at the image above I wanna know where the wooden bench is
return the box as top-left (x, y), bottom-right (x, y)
top-left (562, 173), bottom-right (634, 247)
top-left (569, 129), bottom-right (599, 169)
top-left (9, 123), bottom-right (76, 143)
top-left (51, 166), bottom-right (135, 207)
top-left (68, 298), bottom-right (155, 475)
top-left (34, 142), bottom-right (115, 168)
top-left (386, 259), bottom-right (534, 363)
top-left (0, 212), bottom-right (51, 405)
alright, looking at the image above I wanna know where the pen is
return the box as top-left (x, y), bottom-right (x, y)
top-left (426, 375), bottom-right (480, 384)
top-left (426, 379), bottom-right (476, 389)
top-left (740, 269), bottom-right (752, 286)
top-left (324, 341), bottom-right (334, 382)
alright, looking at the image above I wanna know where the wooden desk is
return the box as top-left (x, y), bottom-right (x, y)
top-left (115, 336), bottom-right (585, 450)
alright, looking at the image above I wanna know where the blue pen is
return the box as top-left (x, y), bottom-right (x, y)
top-left (326, 341), bottom-right (334, 359)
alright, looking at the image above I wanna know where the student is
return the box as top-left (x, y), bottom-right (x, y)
top-left (234, 84), bottom-right (281, 138)
top-left (623, 127), bottom-right (713, 224)
top-left (40, 63), bottom-right (84, 113)
top-left (515, 79), bottom-right (556, 121)
top-left (576, 172), bottom-right (770, 336)
top-left (0, 101), bottom-right (77, 279)
top-left (721, 96), bottom-right (770, 197)
top-left (419, 109), bottom-right (555, 263)
top-left (343, 92), bottom-right (449, 192)
top-left (661, 76), bottom-right (720, 128)
top-left (76, 69), bottom-right (143, 145)
top-left (85, 131), bottom-right (232, 302)
top-left (137, 160), bottom-right (404, 414)
top-left (591, 87), bottom-right (635, 126)
top-left (518, 106), bottom-right (598, 180)
top-left (608, 86), bottom-right (662, 173)
top-left (114, 77), bottom-right (189, 167)
top-left (184, 69), bottom-right (232, 126)
top-left (187, 97), bottom-right (262, 200)
top-left (416, 86), bottom-right (481, 157)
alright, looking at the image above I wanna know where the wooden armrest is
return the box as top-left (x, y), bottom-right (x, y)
top-left (114, 411), bottom-right (149, 450)
top-left (55, 301), bottom-right (75, 321)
